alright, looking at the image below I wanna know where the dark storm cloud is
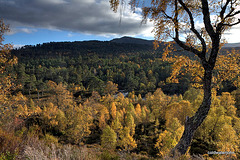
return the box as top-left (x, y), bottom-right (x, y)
top-left (0, 0), bottom-right (153, 36)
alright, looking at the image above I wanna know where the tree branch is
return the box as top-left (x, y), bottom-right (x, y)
top-left (222, 18), bottom-right (240, 26)
top-left (201, 0), bottom-right (216, 39)
top-left (227, 10), bottom-right (240, 18)
top-left (173, 38), bottom-right (202, 56)
top-left (173, 0), bottom-right (207, 65)
top-left (220, 0), bottom-right (231, 20)
top-left (177, 0), bottom-right (206, 59)
top-left (174, 0), bottom-right (179, 39)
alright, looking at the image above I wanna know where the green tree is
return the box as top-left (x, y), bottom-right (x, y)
top-left (101, 125), bottom-right (117, 150)
top-left (110, 0), bottom-right (240, 155)
top-left (36, 80), bottom-right (47, 98)
top-left (111, 112), bottom-right (123, 142)
top-left (16, 63), bottom-right (27, 88)
top-left (125, 112), bottom-right (136, 136)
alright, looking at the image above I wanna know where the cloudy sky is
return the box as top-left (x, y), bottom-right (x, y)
top-left (1, 0), bottom-right (240, 47)
top-left (1, 0), bottom-right (154, 47)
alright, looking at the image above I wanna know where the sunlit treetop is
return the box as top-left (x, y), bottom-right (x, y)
top-left (167, 50), bottom-right (240, 89)
top-left (0, 19), bottom-right (17, 74)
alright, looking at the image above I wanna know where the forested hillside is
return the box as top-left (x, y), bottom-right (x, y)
top-left (10, 37), bottom-right (237, 98)
top-left (1, 36), bottom-right (240, 159)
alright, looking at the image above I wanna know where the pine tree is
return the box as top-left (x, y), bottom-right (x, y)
top-left (125, 112), bottom-right (136, 136)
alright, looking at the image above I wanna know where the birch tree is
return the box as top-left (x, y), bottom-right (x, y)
top-left (110, 0), bottom-right (240, 156)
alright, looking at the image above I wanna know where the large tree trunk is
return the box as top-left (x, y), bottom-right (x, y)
top-left (171, 67), bottom-right (213, 156)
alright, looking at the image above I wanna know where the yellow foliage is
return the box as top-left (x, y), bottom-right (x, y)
top-left (65, 105), bottom-right (92, 145)
top-left (155, 118), bottom-right (184, 158)
top-left (99, 106), bottom-right (110, 129)
top-left (104, 81), bottom-right (118, 95)
top-left (135, 104), bottom-right (141, 118)
top-left (165, 100), bottom-right (193, 126)
top-left (119, 127), bottom-right (137, 152)
top-left (111, 115), bottom-right (123, 134)
top-left (110, 102), bottom-right (117, 119)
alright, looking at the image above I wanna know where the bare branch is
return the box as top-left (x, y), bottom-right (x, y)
top-left (217, 1), bottom-right (240, 33)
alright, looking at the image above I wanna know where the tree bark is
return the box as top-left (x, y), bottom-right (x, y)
top-left (170, 67), bottom-right (213, 156)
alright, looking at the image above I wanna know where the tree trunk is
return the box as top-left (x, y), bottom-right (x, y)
top-left (170, 67), bottom-right (213, 156)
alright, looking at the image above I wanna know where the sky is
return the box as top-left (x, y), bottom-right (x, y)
top-left (1, 0), bottom-right (240, 48)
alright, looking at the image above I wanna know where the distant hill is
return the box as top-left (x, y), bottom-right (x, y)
top-left (11, 37), bottom-right (164, 59)
top-left (111, 36), bottom-right (155, 45)
top-left (223, 43), bottom-right (240, 48)
top-left (112, 36), bottom-right (240, 49)
top-left (11, 36), bottom-right (240, 59)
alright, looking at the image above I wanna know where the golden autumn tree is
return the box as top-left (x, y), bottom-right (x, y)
top-left (110, 102), bottom-right (117, 119)
top-left (119, 126), bottom-right (137, 152)
top-left (65, 104), bottom-right (92, 145)
top-left (135, 103), bottom-right (142, 123)
top-left (191, 90), bottom-right (240, 158)
top-left (0, 19), bottom-right (17, 125)
top-left (155, 118), bottom-right (184, 157)
top-left (111, 111), bottom-right (123, 141)
top-left (46, 81), bottom-right (74, 110)
top-left (104, 81), bottom-right (118, 95)
top-left (110, 0), bottom-right (240, 156)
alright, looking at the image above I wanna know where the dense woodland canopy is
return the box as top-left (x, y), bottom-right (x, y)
top-left (11, 39), bottom-right (189, 96)
top-left (109, 0), bottom-right (240, 156)
top-left (10, 37), bottom-right (238, 97)
top-left (0, 29), bottom-right (240, 159)
top-left (0, 0), bottom-right (240, 155)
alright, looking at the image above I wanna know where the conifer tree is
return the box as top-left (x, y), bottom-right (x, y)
top-left (135, 103), bottom-right (142, 123)
top-left (125, 112), bottom-right (136, 136)
top-left (119, 127), bottom-right (137, 152)
top-left (101, 125), bottom-right (117, 150)
top-left (110, 102), bottom-right (117, 119)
